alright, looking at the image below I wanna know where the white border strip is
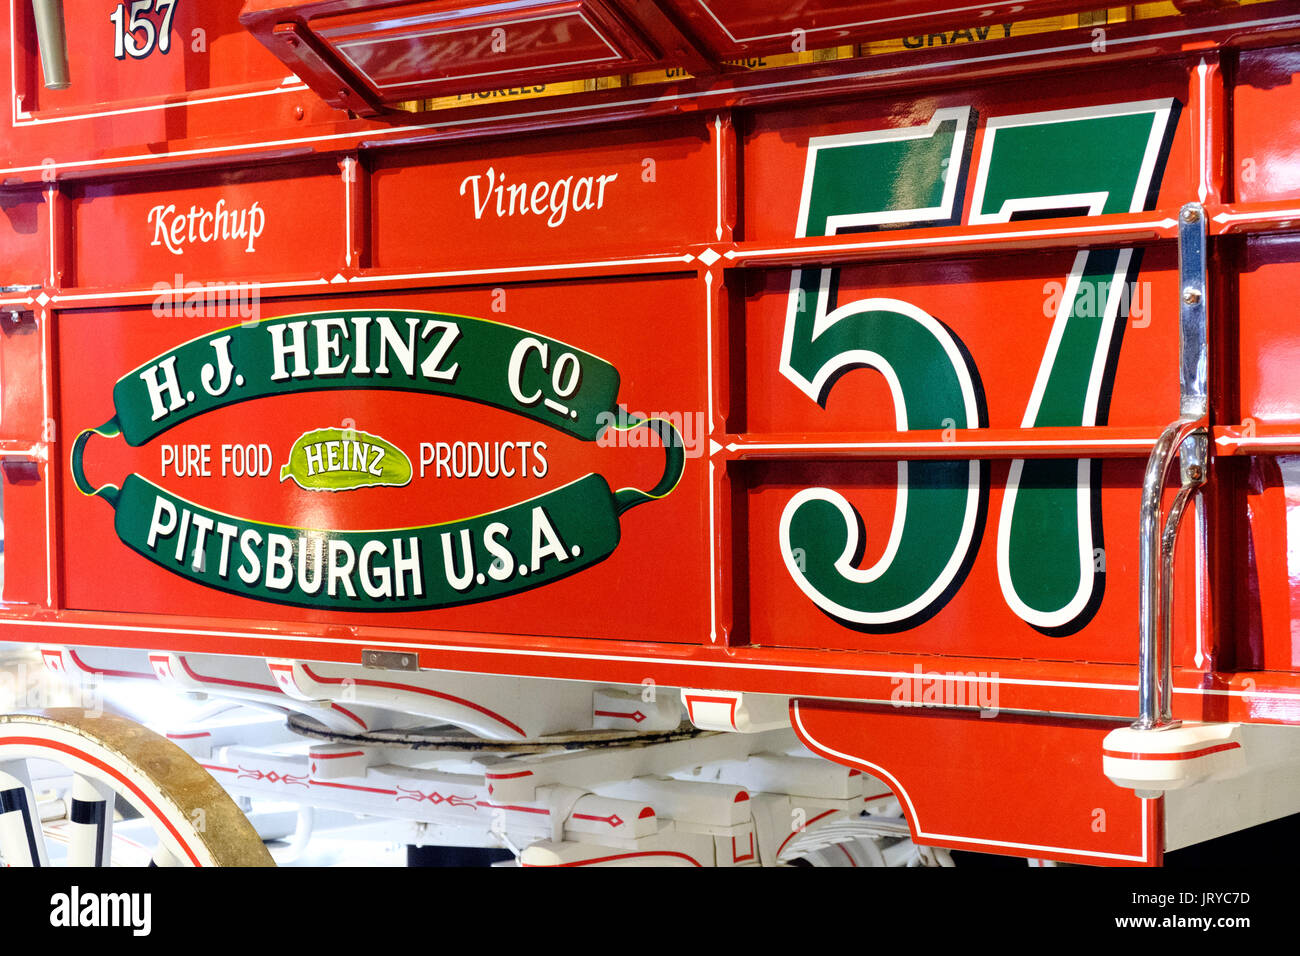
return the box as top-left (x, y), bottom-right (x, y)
top-left (8, 618), bottom-right (1300, 702)
top-left (706, 269), bottom-right (717, 644)
top-left (1212, 207), bottom-right (1300, 225)
top-left (728, 218), bottom-right (1179, 261)
top-left (732, 439), bottom-right (1155, 450)
top-left (46, 253), bottom-right (695, 305)
top-left (714, 114), bottom-right (724, 240)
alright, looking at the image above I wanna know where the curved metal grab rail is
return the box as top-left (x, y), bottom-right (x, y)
top-left (1135, 417), bottom-right (1207, 730)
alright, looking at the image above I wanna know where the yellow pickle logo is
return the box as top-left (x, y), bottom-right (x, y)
top-left (280, 426), bottom-right (413, 492)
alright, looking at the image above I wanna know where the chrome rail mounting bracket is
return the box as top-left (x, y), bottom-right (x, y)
top-left (1178, 202), bottom-right (1209, 475)
top-left (1132, 203), bottom-right (1212, 732)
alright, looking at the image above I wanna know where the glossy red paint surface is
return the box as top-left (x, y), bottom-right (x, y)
top-left (70, 159), bottom-right (345, 289)
top-left (1234, 233), bottom-right (1300, 674)
top-left (742, 458), bottom-right (1166, 661)
top-left (1233, 47), bottom-right (1300, 205)
top-left (0, 188), bottom-right (49, 288)
top-left (741, 65), bottom-right (1196, 245)
top-left (739, 252), bottom-right (1183, 434)
top-left (58, 277), bottom-right (711, 643)
top-left (792, 699), bottom-right (1162, 866)
top-left (0, 17), bottom-right (1289, 699)
top-left (0, 6), bottom-right (1299, 864)
top-left (310, 0), bottom-right (656, 100)
top-left (369, 118), bottom-right (715, 272)
top-left (1238, 236), bottom-right (1300, 426)
top-left (0, 4), bottom-right (1290, 184)
top-left (13, 0), bottom-right (291, 117)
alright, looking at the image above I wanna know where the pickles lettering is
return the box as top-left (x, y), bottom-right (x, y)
top-left (781, 99), bottom-right (1178, 634)
top-left (72, 310), bottom-right (683, 611)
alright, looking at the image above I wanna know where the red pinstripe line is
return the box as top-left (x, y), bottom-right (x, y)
top-left (177, 656), bottom-right (279, 694)
top-left (68, 649), bottom-right (155, 681)
top-left (777, 808), bottom-right (839, 858)
top-left (1103, 742), bottom-right (1240, 761)
top-left (684, 694), bottom-right (739, 728)
top-left (301, 664), bottom-right (525, 737)
top-left (327, 703), bottom-right (367, 729)
top-left (732, 832), bottom-right (755, 863)
top-left (310, 780), bottom-right (397, 795)
top-left (477, 801), bottom-right (548, 815)
top-left (526, 851), bottom-right (702, 867)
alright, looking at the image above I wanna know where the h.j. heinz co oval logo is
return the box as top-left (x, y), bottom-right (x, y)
top-left (71, 308), bottom-right (682, 613)
top-left (279, 426), bottom-right (412, 492)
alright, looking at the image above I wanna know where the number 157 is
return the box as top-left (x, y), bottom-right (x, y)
top-left (110, 0), bottom-right (178, 61)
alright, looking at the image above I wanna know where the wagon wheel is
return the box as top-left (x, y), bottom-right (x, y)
top-left (0, 709), bottom-right (274, 866)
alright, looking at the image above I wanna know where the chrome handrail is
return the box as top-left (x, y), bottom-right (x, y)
top-left (1129, 202), bottom-right (1212, 731)
top-left (1135, 417), bottom-right (1206, 730)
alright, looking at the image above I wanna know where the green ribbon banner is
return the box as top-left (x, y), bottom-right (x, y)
top-left (72, 310), bottom-right (684, 612)
top-left (100, 308), bottom-right (622, 446)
